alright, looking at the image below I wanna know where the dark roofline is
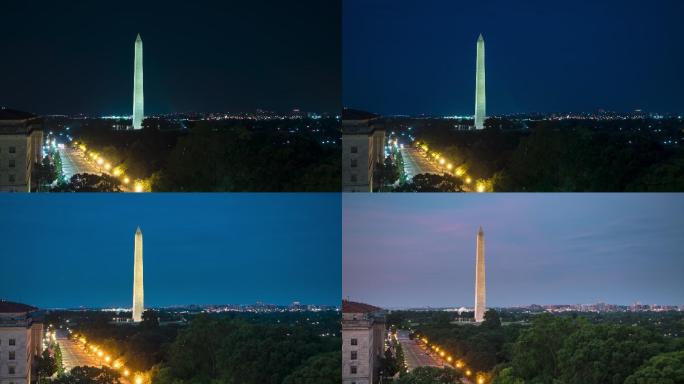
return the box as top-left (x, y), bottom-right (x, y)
top-left (342, 300), bottom-right (383, 313)
top-left (0, 300), bottom-right (38, 313)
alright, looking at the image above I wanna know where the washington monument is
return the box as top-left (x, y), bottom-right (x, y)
top-left (474, 226), bottom-right (486, 322)
top-left (132, 226), bottom-right (144, 322)
top-left (474, 34), bottom-right (486, 130)
top-left (132, 34), bottom-right (144, 130)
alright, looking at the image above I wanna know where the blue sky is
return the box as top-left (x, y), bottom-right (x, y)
top-left (0, 194), bottom-right (341, 308)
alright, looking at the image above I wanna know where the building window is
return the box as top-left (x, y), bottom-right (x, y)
top-left (9, 338), bottom-right (15, 346)
top-left (9, 351), bottom-right (15, 360)
top-left (351, 146), bottom-right (358, 154)
top-left (351, 338), bottom-right (358, 346)
top-left (350, 159), bottom-right (358, 168)
top-left (9, 366), bottom-right (16, 374)
top-left (9, 159), bottom-right (15, 168)
top-left (351, 351), bottom-right (358, 360)
top-left (9, 146), bottom-right (16, 154)
top-left (350, 366), bottom-right (357, 374)
top-left (350, 175), bottom-right (357, 183)
top-left (9, 174), bottom-right (16, 183)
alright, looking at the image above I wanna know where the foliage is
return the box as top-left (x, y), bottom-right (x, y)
top-left (51, 173), bottom-right (122, 192)
top-left (393, 173), bottom-right (465, 192)
top-left (154, 314), bottom-right (339, 384)
top-left (374, 156), bottom-right (400, 190)
top-left (37, 349), bottom-right (58, 378)
top-left (402, 117), bottom-right (684, 191)
top-left (282, 351), bottom-right (341, 384)
top-left (482, 309), bottom-right (502, 329)
top-left (73, 118), bottom-right (340, 191)
top-left (395, 367), bottom-right (461, 384)
top-left (624, 350), bottom-right (684, 384)
top-left (141, 309), bottom-right (160, 329)
top-left (55, 343), bottom-right (64, 375)
top-left (52, 366), bottom-right (120, 384)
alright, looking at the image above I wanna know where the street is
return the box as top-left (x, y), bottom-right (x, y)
top-left (59, 146), bottom-right (102, 179)
top-left (401, 147), bottom-right (443, 180)
top-left (56, 330), bottom-right (101, 371)
top-left (397, 330), bottom-right (445, 371)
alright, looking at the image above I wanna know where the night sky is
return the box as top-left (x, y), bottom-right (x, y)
top-left (0, 0), bottom-right (340, 115)
top-left (343, 194), bottom-right (684, 308)
top-left (0, 194), bottom-right (341, 309)
top-left (343, 0), bottom-right (684, 116)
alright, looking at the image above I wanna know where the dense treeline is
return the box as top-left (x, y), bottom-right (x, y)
top-left (71, 118), bottom-right (340, 191)
top-left (397, 310), bottom-right (684, 383)
top-left (405, 118), bottom-right (684, 191)
top-left (52, 310), bottom-right (340, 384)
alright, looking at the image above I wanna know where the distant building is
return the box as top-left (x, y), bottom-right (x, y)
top-left (0, 108), bottom-right (43, 192)
top-left (342, 109), bottom-right (385, 192)
top-left (342, 300), bottom-right (386, 384)
top-left (0, 301), bottom-right (43, 384)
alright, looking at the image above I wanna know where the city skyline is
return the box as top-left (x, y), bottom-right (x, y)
top-left (0, 194), bottom-right (341, 308)
top-left (0, 0), bottom-right (340, 115)
top-left (342, 194), bottom-right (684, 308)
top-left (343, 0), bottom-right (684, 116)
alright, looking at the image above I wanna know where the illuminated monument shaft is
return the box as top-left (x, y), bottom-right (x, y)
top-left (132, 34), bottom-right (144, 130)
top-left (474, 226), bottom-right (486, 322)
top-left (132, 226), bottom-right (144, 322)
top-left (474, 34), bottom-right (486, 130)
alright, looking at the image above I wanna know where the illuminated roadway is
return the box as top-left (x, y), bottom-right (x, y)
top-left (401, 147), bottom-right (443, 180)
top-left (56, 330), bottom-right (101, 371)
top-left (398, 329), bottom-right (473, 383)
top-left (59, 146), bottom-right (102, 179)
top-left (397, 330), bottom-right (445, 371)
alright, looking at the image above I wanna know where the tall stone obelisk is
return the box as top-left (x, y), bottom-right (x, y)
top-left (474, 226), bottom-right (486, 322)
top-left (132, 226), bottom-right (144, 322)
top-left (132, 34), bottom-right (144, 130)
top-left (474, 34), bottom-right (486, 130)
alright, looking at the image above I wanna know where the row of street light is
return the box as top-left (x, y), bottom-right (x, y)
top-left (70, 331), bottom-right (145, 384)
top-left (73, 141), bottom-right (146, 192)
top-left (414, 333), bottom-right (487, 384)
top-left (414, 141), bottom-right (487, 193)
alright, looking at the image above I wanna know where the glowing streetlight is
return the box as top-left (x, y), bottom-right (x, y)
top-left (447, 163), bottom-right (453, 170)
top-left (104, 163), bottom-right (111, 171)
top-left (113, 168), bottom-right (122, 176)
top-left (439, 158), bottom-right (445, 165)
top-left (478, 377), bottom-right (485, 384)
top-left (123, 177), bottom-right (130, 184)
top-left (439, 351), bottom-right (445, 357)
top-left (123, 369), bottom-right (130, 377)
top-left (134, 374), bottom-right (143, 384)
top-left (455, 168), bottom-right (464, 176)
top-left (447, 356), bottom-right (452, 362)
top-left (96, 158), bottom-right (104, 165)
top-left (97, 351), bottom-right (103, 357)
top-left (466, 370), bottom-right (472, 376)
top-left (476, 183), bottom-right (486, 193)
top-left (105, 356), bottom-right (111, 363)
top-left (134, 182), bottom-right (144, 193)
top-left (465, 177), bottom-right (472, 184)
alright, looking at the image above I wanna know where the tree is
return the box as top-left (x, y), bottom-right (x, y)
top-left (557, 324), bottom-right (664, 384)
top-left (374, 157), bottom-right (400, 189)
top-left (395, 367), bottom-right (461, 384)
top-left (141, 309), bottom-right (159, 329)
top-left (482, 309), bottom-right (502, 329)
top-left (282, 351), bottom-right (341, 384)
top-left (53, 366), bottom-right (120, 384)
top-left (51, 173), bottom-right (122, 192)
top-left (624, 350), bottom-right (684, 384)
top-left (37, 349), bottom-right (57, 378)
top-left (393, 173), bottom-right (465, 192)
top-left (509, 314), bottom-right (579, 383)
